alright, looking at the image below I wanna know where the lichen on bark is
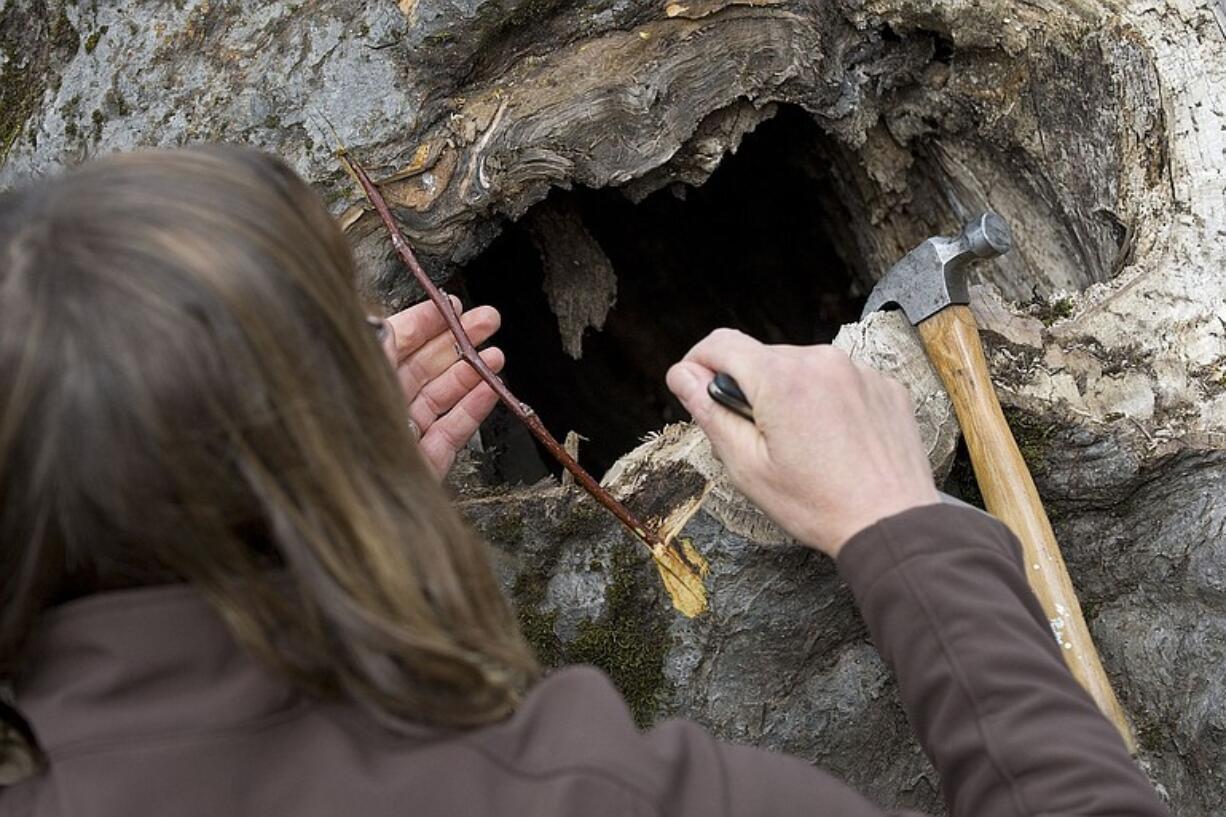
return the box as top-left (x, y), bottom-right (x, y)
top-left (0, 2), bottom-right (78, 165)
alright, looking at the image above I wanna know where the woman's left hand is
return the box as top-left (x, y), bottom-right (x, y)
top-left (379, 296), bottom-right (504, 479)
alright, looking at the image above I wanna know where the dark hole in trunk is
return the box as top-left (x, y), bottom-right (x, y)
top-left (456, 106), bottom-right (867, 481)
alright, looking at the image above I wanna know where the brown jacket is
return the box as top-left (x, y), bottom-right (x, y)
top-left (1, 505), bottom-right (1169, 817)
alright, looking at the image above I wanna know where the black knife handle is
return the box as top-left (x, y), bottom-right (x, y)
top-left (707, 372), bottom-right (754, 422)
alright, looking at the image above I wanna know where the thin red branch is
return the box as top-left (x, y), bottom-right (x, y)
top-left (340, 152), bottom-right (694, 573)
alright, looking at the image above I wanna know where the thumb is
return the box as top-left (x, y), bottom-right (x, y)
top-left (667, 362), bottom-right (760, 458)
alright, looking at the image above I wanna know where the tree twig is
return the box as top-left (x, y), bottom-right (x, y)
top-left (335, 149), bottom-right (704, 604)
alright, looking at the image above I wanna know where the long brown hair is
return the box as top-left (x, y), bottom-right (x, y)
top-left (0, 146), bottom-right (537, 743)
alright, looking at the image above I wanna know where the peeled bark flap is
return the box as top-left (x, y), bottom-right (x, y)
top-left (527, 200), bottom-right (618, 360)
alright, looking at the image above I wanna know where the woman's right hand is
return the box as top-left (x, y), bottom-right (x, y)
top-left (665, 328), bottom-right (940, 558)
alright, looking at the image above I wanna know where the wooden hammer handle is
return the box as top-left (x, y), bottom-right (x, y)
top-left (917, 305), bottom-right (1136, 752)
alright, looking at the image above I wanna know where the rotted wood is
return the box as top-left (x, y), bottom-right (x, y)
top-left (525, 200), bottom-right (618, 360)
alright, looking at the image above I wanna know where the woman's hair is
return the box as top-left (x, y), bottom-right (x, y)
top-left (0, 146), bottom-right (538, 740)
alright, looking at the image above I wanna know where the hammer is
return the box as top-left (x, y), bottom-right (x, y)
top-left (861, 213), bottom-right (1136, 751)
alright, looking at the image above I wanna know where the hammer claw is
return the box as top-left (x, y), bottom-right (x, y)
top-left (860, 212), bottom-right (1011, 326)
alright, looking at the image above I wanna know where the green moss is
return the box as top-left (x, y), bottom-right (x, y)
top-left (484, 508), bottom-right (524, 544)
top-left (1034, 295), bottom-right (1076, 326)
top-left (104, 87), bottom-right (130, 117)
top-left (511, 571), bottom-right (562, 667)
top-left (1078, 594), bottom-right (1101, 622)
top-left (1098, 344), bottom-right (1147, 377)
top-left (90, 108), bottom-right (105, 141)
top-left (0, 8), bottom-right (79, 164)
top-left (507, 535), bottom-right (670, 725)
top-left (1069, 335), bottom-right (1150, 378)
top-left (567, 542), bottom-right (671, 726)
top-left (51, 9), bottom-right (81, 55)
top-left (1003, 406), bottom-right (1057, 475)
top-left (552, 497), bottom-right (607, 540)
top-left (1136, 721), bottom-right (1166, 753)
top-left (83, 25), bottom-right (109, 54)
top-left (60, 93), bottom-right (82, 117)
top-left (263, 113), bottom-right (282, 130)
top-left (421, 31), bottom-right (457, 46)
top-left (60, 93), bottom-right (83, 136)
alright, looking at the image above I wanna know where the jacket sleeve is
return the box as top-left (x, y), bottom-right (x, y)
top-left (835, 504), bottom-right (1170, 817)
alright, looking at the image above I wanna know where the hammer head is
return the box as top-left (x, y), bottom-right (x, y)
top-left (861, 212), bottom-right (1013, 325)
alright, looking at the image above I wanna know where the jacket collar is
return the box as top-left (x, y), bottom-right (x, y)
top-left (14, 583), bottom-right (300, 757)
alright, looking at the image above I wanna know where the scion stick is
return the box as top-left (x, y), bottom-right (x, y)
top-left (338, 151), bottom-right (699, 583)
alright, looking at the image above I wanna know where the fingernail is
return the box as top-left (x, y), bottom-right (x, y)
top-left (366, 316), bottom-right (389, 342)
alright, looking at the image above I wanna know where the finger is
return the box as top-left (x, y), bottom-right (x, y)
top-left (681, 328), bottom-right (768, 404)
top-left (397, 306), bottom-right (501, 398)
top-left (666, 360), bottom-right (763, 464)
top-left (384, 295), bottom-right (466, 363)
top-left (409, 347), bottom-right (505, 432)
top-left (371, 317), bottom-right (398, 364)
top-left (418, 382), bottom-right (500, 477)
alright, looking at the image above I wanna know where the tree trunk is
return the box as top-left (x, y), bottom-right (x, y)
top-left (4, 0), bottom-right (1225, 811)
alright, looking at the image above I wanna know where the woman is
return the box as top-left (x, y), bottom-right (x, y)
top-left (0, 147), bottom-right (1167, 816)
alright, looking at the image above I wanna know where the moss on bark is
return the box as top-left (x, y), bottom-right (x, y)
top-left (566, 541), bottom-right (671, 726)
top-left (0, 3), bottom-right (79, 165)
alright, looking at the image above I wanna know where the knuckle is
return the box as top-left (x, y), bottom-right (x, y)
top-left (812, 345), bottom-right (851, 368)
top-left (439, 417), bottom-right (469, 450)
top-left (418, 385), bottom-right (446, 417)
top-left (403, 359), bottom-right (430, 392)
top-left (707, 327), bottom-right (744, 345)
top-left (759, 353), bottom-right (786, 378)
top-left (396, 325), bottom-right (423, 357)
top-left (807, 345), bottom-right (853, 381)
